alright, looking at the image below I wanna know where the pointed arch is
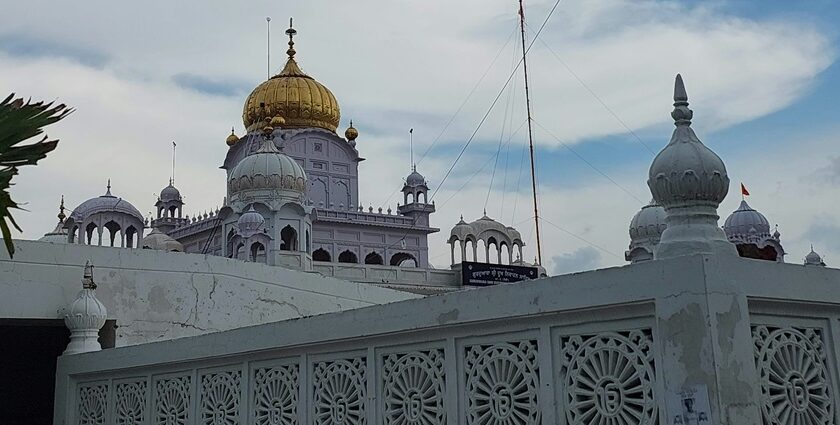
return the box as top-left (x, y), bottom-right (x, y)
top-left (390, 252), bottom-right (417, 267)
top-left (313, 248), bottom-right (331, 262)
top-left (338, 250), bottom-right (358, 264)
top-left (364, 251), bottom-right (384, 265)
top-left (280, 225), bottom-right (298, 251)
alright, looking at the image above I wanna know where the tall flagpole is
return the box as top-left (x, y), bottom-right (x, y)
top-left (171, 141), bottom-right (176, 185)
top-left (518, 0), bottom-right (543, 265)
top-left (409, 128), bottom-right (414, 171)
top-left (266, 17), bottom-right (272, 78)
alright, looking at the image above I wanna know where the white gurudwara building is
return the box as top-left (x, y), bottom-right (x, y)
top-left (0, 20), bottom-right (838, 425)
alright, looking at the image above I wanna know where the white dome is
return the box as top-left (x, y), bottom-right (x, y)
top-left (39, 223), bottom-right (69, 243)
top-left (449, 216), bottom-right (473, 242)
top-left (142, 228), bottom-right (184, 252)
top-left (237, 206), bottom-right (265, 238)
top-left (723, 200), bottom-right (771, 242)
top-left (805, 247), bottom-right (826, 267)
top-left (159, 183), bottom-right (181, 202)
top-left (405, 170), bottom-right (427, 187)
top-left (228, 140), bottom-right (307, 194)
top-left (69, 186), bottom-right (144, 223)
top-left (629, 201), bottom-right (667, 243)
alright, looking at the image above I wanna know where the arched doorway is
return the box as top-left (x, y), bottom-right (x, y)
top-left (364, 252), bottom-right (384, 265)
top-left (338, 250), bottom-right (358, 263)
top-left (313, 248), bottom-right (331, 262)
top-left (250, 242), bottom-right (266, 263)
top-left (280, 225), bottom-right (297, 251)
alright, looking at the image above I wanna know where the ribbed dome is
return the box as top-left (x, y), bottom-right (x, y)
top-left (723, 200), bottom-right (771, 240)
top-left (70, 186), bottom-right (143, 222)
top-left (237, 206), bottom-right (265, 238)
top-left (142, 228), bottom-right (184, 252)
top-left (159, 183), bottom-right (181, 202)
top-left (629, 201), bottom-right (667, 243)
top-left (449, 216), bottom-right (473, 242)
top-left (228, 140), bottom-right (307, 194)
top-left (406, 170), bottom-right (427, 187)
top-left (805, 247), bottom-right (826, 266)
top-left (242, 57), bottom-right (340, 133)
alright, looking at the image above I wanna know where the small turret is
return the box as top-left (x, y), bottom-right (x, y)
top-left (62, 261), bottom-right (108, 355)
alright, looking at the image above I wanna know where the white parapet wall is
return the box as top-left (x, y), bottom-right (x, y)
top-left (53, 253), bottom-right (840, 425)
top-left (0, 240), bottom-right (418, 346)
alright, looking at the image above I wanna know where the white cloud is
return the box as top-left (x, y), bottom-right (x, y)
top-left (0, 0), bottom-right (837, 271)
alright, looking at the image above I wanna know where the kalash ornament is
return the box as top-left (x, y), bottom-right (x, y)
top-left (647, 74), bottom-right (737, 260)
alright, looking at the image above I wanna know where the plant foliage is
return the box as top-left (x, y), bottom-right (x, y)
top-left (0, 94), bottom-right (72, 257)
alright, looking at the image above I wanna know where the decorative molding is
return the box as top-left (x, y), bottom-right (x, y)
top-left (464, 340), bottom-right (540, 424)
top-left (382, 349), bottom-right (446, 425)
top-left (313, 357), bottom-right (366, 425)
top-left (560, 330), bottom-right (657, 425)
top-left (752, 325), bottom-right (834, 425)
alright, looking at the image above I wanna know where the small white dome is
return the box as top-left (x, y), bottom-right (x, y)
top-left (449, 216), bottom-right (473, 243)
top-left (237, 206), bottom-right (265, 238)
top-left (159, 183), bottom-right (182, 202)
top-left (629, 201), bottom-right (667, 243)
top-left (805, 247), bottom-right (826, 267)
top-left (723, 200), bottom-right (771, 241)
top-left (228, 140), bottom-right (307, 195)
top-left (142, 228), bottom-right (184, 252)
top-left (69, 184), bottom-right (144, 223)
top-left (63, 261), bottom-right (107, 355)
top-left (405, 170), bottom-right (426, 187)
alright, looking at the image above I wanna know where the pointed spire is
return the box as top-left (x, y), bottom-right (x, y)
top-left (105, 179), bottom-right (112, 196)
top-left (58, 195), bottom-right (66, 223)
top-left (671, 74), bottom-right (693, 126)
top-left (285, 17), bottom-right (297, 59)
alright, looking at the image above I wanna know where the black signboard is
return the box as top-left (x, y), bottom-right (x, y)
top-left (461, 261), bottom-right (538, 287)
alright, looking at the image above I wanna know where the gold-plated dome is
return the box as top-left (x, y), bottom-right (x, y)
top-left (345, 120), bottom-right (358, 141)
top-left (242, 21), bottom-right (340, 133)
top-left (226, 127), bottom-right (239, 146)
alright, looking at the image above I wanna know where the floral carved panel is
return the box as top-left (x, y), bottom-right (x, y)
top-left (559, 330), bottom-right (657, 425)
top-left (753, 325), bottom-right (834, 425)
top-left (154, 375), bottom-right (192, 425)
top-left (382, 348), bottom-right (446, 425)
top-left (200, 370), bottom-right (241, 425)
top-left (464, 340), bottom-right (541, 425)
top-left (313, 357), bottom-right (366, 425)
top-left (115, 380), bottom-right (147, 425)
top-left (78, 382), bottom-right (108, 425)
top-left (253, 363), bottom-right (299, 425)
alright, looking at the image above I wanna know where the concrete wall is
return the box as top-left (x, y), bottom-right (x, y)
top-left (0, 240), bottom-right (418, 346)
top-left (51, 254), bottom-right (840, 425)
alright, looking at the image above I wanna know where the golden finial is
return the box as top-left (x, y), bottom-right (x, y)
top-left (270, 115), bottom-right (286, 128)
top-left (285, 18), bottom-right (297, 59)
top-left (345, 120), bottom-right (358, 141)
top-left (262, 125), bottom-right (275, 136)
top-left (226, 127), bottom-right (239, 146)
top-left (58, 195), bottom-right (66, 223)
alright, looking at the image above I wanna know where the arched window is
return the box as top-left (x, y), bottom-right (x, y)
top-left (406, 192), bottom-right (414, 204)
top-left (465, 240), bottom-right (475, 261)
top-left (85, 222), bottom-right (98, 245)
top-left (126, 226), bottom-right (138, 248)
top-left (418, 191), bottom-right (427, 204)
top-left (500, 243), bottom-right (510, 265)
top-left (104, 220), bottom-right (121, 247)
top-left (364, 252), bottom-right (384, 265)
top-left (168, 206), bottom-right (177, 218)
top-left (280, 225), bottom-right (298, 251)
top-left (236, 243), bottom-right (246, 260)
top-left (313, 248), bottom-right (331, 262)
top-left (69, 226), bottom-right (78, 243)
top-left (250, 242), bottom-right (266, 263)
top-left (390, 252), bottom-right (417, 267)
top-left (338, 250), bottom-right (358, 264)
top-left (305, 230), bottom-right (311, 253)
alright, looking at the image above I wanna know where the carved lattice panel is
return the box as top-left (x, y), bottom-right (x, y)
top-left (464, 340), bottom-right (541, 425)
top-left (253, 363), bottom-right (299, 425)
top-left (200, 370), bottom-right (241, 425)
top-left (753, 325), bottom-right (834, 425)
top-left (559, 330), bottom-right (657, 425)
top-left (78, 382), bottom-right (108, 425)
top-left (115, 380), bottom-right (147, 425)
top-left (382, 349), bottom-right (446, 425)
top-left (154, 375), bottom-right (192, 425)
top-left (313, 357), bottom-right (366, 425)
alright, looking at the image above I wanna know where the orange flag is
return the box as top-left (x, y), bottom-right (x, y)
top-left (741, 183), bottom-right (750, 197)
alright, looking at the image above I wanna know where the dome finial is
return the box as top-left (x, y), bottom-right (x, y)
top-left (671, 74), bottom-right (693, 126)
top-left (105, 178), bottom-right (112, 196)
top-left (58, 195), bottom-right (66, 223)
top-left (285, 17), bottom-right (297, 59)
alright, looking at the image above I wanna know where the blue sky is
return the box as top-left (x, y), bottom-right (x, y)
top-left (1, 0), bottom-right (838, 272)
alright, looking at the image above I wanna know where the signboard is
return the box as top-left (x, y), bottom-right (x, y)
top-left (667, 385), bottom-right (712, 425)
top-left (460, 261), bottom-right (538, 287)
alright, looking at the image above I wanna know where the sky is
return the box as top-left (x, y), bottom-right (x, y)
top-left (2, 0), bottom-right (839, 274)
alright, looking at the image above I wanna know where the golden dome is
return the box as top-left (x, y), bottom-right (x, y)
top-left (345, 120), bottom-right (358, 141)
top-left (270, 115), bottom-right (286, 127)
top-left (226, 128), bottom-right (239, 146)
top-left (242, 26), bottom-right (340, 133)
